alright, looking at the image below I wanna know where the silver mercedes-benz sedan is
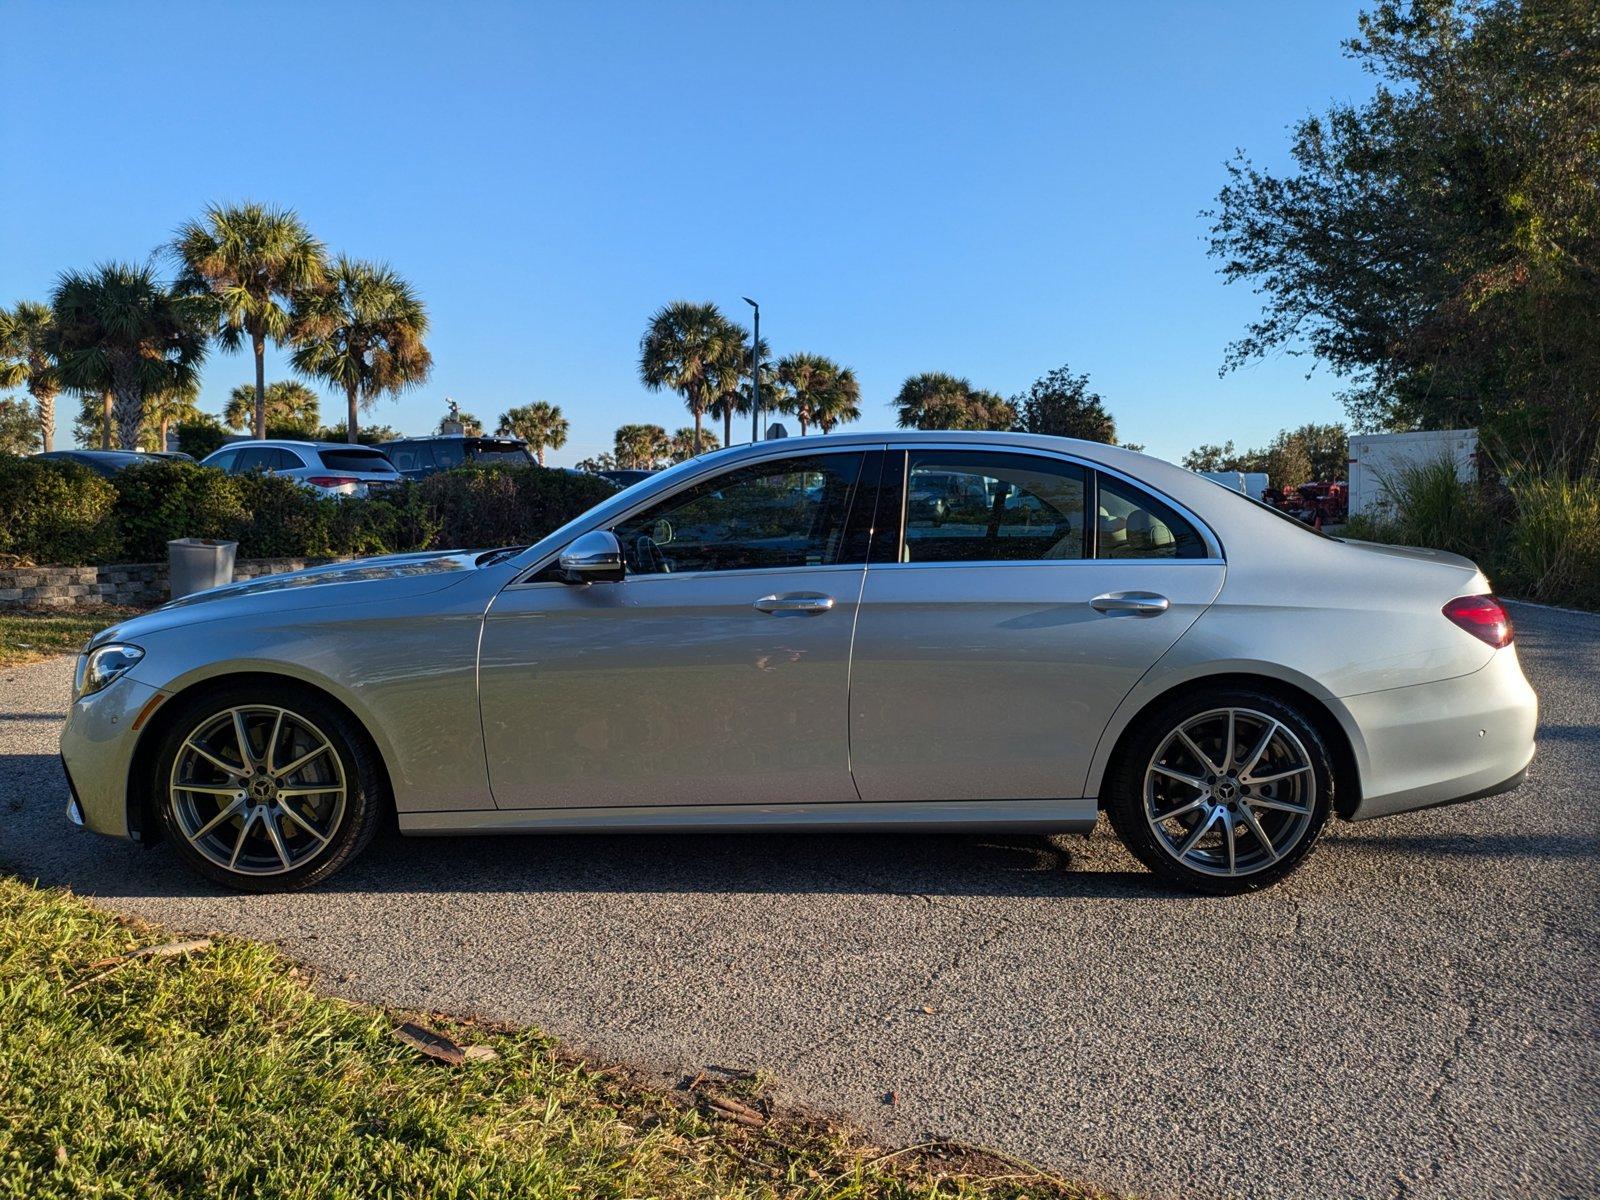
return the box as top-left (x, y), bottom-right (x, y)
top-left (60, 432), bottom-right (1537, 894)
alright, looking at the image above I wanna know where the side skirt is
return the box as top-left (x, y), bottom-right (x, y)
top-left (400, 797), bottom-right (1099, 836)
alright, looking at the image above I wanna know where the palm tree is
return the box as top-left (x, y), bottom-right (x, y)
top-left (893, 372), bottom-right (1015, 430)
top-left (774, 352), bottom-right (835, 436)
top-left (290, 257), bottom-right (431, 443)
top-left (708, 324), bottom-right (770, 447)
top-left (0, 301), bottom-right (61, 450)
top-left (437, 410), bottom-right (484, 435)
top-left (497, 401), bottom-right (569, 466)
top-left (639, 301), bottom-right (741, 454)
top-left (143, 378), bottom-right (203, 451)
top-left (667, 425), bottom-right (718, 463)
top-left (614, 423), bottom-right (670, 469)
top-left (51, 263), bottom-right (208, 450)
top-left (813, 366), bottom-right (862, 434)
top-left (173, 202), bottom-right (327, 439)
top-left (224, 380), bottom-right (321, 433)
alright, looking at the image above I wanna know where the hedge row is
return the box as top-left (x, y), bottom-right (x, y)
top-left (0, 456), bottom-right (618, 567)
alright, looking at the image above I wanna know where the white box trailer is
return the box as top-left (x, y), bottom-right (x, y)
top-left (1197, 470), bottom-right (1271, 501)
top-left (1347, 429), bottom-right (1477, 518)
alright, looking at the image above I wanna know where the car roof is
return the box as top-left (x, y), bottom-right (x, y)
top-left (379, 434), bottom-right (524, 444)
top-left (213, 440), bottom-right (390, 452)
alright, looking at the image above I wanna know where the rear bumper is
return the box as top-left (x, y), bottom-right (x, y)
top-left (1342, 645), bottom-right (1537, 821)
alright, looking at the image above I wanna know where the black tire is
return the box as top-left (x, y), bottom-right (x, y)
top-left (1104, 687), bottom-right (1335, 895)
top-left (151, 681), bottom-right (386, 892)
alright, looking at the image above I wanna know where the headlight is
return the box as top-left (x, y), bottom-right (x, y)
top-left (74, 643), bottom-right (144, 699)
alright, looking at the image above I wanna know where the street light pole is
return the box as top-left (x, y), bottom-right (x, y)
top-left (742, 296), bottom-right (759, 442)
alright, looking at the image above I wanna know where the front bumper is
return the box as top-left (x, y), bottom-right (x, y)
top-left (1343, 644), bottom-right (1537, 821)
top-left (58, 676), bottom-right (162, 840)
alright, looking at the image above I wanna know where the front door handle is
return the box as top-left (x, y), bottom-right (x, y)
top-left (754, 592), bottom-right (835, 615)
top-left (1090, 590), bottom-right (1170, 617)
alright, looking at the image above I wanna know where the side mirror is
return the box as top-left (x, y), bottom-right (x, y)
top-left (557, 530), bottom-right (625, 584)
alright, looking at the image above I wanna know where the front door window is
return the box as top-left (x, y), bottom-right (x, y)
top-left (611, 453), bottom-right (867, 575)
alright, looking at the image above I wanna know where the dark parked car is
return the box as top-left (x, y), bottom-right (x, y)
top-left (379, 435), bottom-right (534, 479)
top-left (34, 450), bottom-right (176, 477)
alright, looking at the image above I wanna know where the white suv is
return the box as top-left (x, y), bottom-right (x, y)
top-left (200, 440), bottom-right (402, 498)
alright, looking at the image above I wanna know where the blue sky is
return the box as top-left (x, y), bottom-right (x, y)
top-left (1, 1), bottom-right (1372, 465)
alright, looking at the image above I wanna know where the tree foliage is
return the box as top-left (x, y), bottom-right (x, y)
top-left (498, 401), bottom-right (569, 466)
top-left (173, 203), bottom-right (326, 439)
top-left (0, 301), bottom-right (61, 451)
top-left (291, 257), bottom-right (431, 444)
top-left (613, 423), bottom-right (670, 469)
top-left (1182, 421), bottom-right (1349, 488)
top-left (1011, 364), bottom-right (1116, 442)
top-left (893, 372), bottom-right (1015, 430)
top-left (639, 302), bottom-right (745, 454)
top-left (1209, 0), bottom-right (1600, 469)
top-left (774, 353), bottom-right (860, 436)
top-left (51, 262), bottom-right (208, 451)
top-left (0, 396), bottom-right (42, 455)
top-left (225, 380), bottom-right (320, 433)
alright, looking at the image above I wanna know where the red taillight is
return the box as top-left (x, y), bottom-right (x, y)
top-left (1443, 595), bottom-right (1513, 648)
top-left (307, 475), bottom-right (360, 488)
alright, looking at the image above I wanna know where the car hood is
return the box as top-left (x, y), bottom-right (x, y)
top-left (90, 550), bottom-right (490, 647)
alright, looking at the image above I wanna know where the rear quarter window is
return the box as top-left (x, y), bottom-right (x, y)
top-left (319, 448), bottom-right (397, 474)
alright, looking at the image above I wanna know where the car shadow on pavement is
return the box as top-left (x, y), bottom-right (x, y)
top-left (5, 752), bottom-right (1177, 902)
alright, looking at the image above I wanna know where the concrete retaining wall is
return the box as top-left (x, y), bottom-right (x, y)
top-left (0, 557), bottom-right (353, 610)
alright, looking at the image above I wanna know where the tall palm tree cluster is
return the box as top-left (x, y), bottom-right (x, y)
top-left (0, 201), bottom-right (431, 452)
top-left (638, 300), bottom-right (861, 455)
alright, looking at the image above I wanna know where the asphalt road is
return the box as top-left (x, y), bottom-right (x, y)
top-left (3, 602), bottom-right (1596, 1199)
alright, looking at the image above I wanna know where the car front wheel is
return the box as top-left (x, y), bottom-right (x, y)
top-left (152, 684), bottom-right (384, 891)
top-left (1104, 688), bottom-right (1335, 894)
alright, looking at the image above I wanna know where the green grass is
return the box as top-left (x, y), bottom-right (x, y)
top-left (0, 877), bottom-right (1101, 1199)
top-left (0, 608), bottom-right (141, 668)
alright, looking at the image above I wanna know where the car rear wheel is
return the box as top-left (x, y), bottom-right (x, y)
top-left (152, 684), bottom-right (384, 891)
top-left (1104, 688), bottom-right (1334, 894)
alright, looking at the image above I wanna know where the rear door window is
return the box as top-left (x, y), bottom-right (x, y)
top-left (901, 451), bottom-right (1087, 563)
top-left (274, 448), bottom-right (307, 470)
top-left (234, 447), bottom-right (273, 473)
top-left (386, 443), bottom-right (435, 473)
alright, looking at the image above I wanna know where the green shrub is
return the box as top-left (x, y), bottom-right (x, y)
top-left (325, 483), bottom-right (440, 558)
top-left (111, 462), bottom-right (249, 563)
top-left (421, 466), bottom-right (615, 549)
top-left (1503, 470), bottom-right (1600, 607)
top-left (174, 418), bottom-right (228, 460)
top-left (230, 472), bottom-right (338, 559)
top-left (0, 455), bottom-right (122, 565)
top-left (1376, 457), bottom-right (1498, 561)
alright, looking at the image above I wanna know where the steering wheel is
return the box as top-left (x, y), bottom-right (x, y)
top-left (632, 533), bottom-right (669, 574)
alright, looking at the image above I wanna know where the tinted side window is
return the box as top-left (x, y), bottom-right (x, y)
top-left (206, 448), bottom-right (240, 471)
top-left (901, 451), bottom-right (1086, 563)
top-left (275, 449), bottom-right (307, 469)
top-left (320, 448), bottom-right (396, 474)
top-left (1096, 475), bottom-right (1208, 559)
top-left (234, 447), bottom-right (273, 473)
top-left (433, 440), bottom-right (465, 471)
top-left (612, 453), bottom-right (866, 576)
top-left (386, 444), bottom-right (432, 473)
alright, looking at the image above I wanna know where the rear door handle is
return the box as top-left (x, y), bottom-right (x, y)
top-left (1090, 591), bottom-right (1170, 617)
top-left (754, 592), bottom-right (835, 615)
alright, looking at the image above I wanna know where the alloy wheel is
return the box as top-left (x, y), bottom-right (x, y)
top-left (168, 705), bottom-right (347, 876)
top-left (1143, 706), bottom-right (1316, 878)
